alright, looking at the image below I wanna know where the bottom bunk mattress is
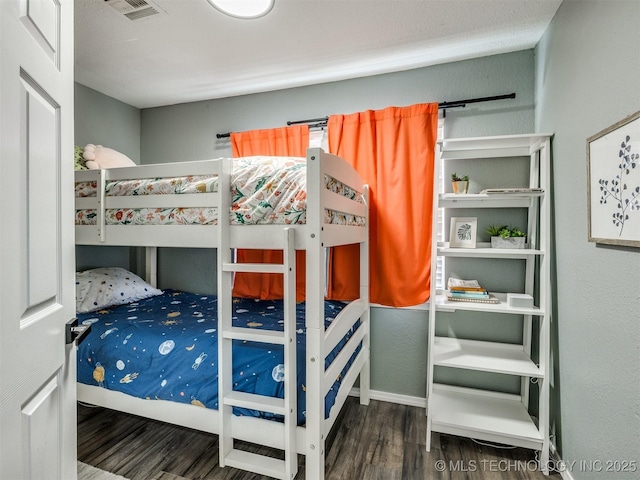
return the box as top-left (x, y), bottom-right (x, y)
top-left (76, 290), bottom-right (360, 425)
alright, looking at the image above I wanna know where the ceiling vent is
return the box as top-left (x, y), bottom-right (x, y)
top-left (104, 0), bottom-right (167, 21)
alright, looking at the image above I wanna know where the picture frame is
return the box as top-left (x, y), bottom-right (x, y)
top-left (587, 110), bottom-right (640, 247)
top-left (449, 217), bottom-right (477, 248)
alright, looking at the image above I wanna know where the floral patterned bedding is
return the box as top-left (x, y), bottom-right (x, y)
top-left (75, 156), bottom-right (365, 227)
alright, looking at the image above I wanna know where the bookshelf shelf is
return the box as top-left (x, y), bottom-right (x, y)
top-left (434, 292), bottom-right (543, 315)
top-left (432, 337), bottom-right (543, 377)
top-left (430, 384), bottom-right (545, 451)
top-left (437, 243), bottom-right (544, 259)
top-left (439, 192), bottom-right (544, 209)
top-left (427, 133), bottom-right (552, 475)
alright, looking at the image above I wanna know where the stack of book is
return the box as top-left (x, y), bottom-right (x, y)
top-left (446, 278), bottom-right (499, 304)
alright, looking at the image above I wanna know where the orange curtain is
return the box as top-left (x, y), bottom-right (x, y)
top-left (327, 103), bottom-right (438, 307)
top-left (230, 125), bottom-right (309, 301)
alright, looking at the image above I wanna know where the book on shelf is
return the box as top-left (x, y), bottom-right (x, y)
top-left (446, 293), bottom-right (500, 304)
top-left (448, 286), bottom-right (488, 293)
top-left (447, 278), bottom-right (481, 289)
top-left (446, 277), bottom-right (497, 303)
top-left (447, 290), bottom-right (490, 299)
top-left (447, 278), bottom-right (487, 293)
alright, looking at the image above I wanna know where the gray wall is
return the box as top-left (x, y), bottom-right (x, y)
top-left (75, 83), bottom-right (141, 162)
top-left (140, 50), bottom-right (536, 398)
top-left (535, 1), bottom-right (640, 477)
top-left (141, 50), bottom-right (536, 163)
top-left (74, 83), bottom-right (141, 273)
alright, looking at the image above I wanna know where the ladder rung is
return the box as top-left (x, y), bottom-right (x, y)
top-left (223, 327), bottom-right (286, 345)
top-left (223, 391), bottom-right (286, 415)
top-left (222, 262), bottom-right (286, 274)
top-left (224, 449), bottom-right (287, 480)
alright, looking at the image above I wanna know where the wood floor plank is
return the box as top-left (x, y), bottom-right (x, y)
top-left (324, 397), bottom-right (368, 479)
top-left (77, 398), bottom-right (560, 480)
top-left (364, 401), bottom-right (406, 469)
top-left (361, 463), bottom-right (403, 480)
top-left (149, 472), bottom-right (191, 480)
top-left (403, 404), bottom-right (427, 446)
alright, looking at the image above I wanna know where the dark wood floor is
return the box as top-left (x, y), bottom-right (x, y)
top-left (78, 397), bottom-right (560, 480)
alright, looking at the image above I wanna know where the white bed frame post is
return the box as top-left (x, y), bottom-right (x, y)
top-left (305, 149), bottom-right (326, 480)
top-left (145, 247), bottom-right (158, 288)
top-left (217, 158), bottom-right (234, 465)
top-left (282, 227), bottom-right (298, 480)
top-left (359, 185), bottom-right (371, 406)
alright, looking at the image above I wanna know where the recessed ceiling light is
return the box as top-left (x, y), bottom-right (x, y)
top-left (207, 0), bottom-right (274, 19)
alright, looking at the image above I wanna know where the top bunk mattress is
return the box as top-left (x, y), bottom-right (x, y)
top-left (75, 156), bottom-right (365, 227)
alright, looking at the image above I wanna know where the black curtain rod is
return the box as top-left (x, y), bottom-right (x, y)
top-left (216, 93), bottom-right (515, 139)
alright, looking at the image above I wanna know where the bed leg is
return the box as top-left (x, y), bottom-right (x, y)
top-left (306, 325), bottom-right (324, 480)
top-left (359, 359), bottom-right (371, 406)
top-left (145, 247), bottom-right (158, 287)
top-left (359, 308), bottom-right (370, 406)
top-left (359, 200), bottom-right (370, 407)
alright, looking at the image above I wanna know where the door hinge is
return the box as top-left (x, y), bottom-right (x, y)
top-left (66, 318), bottom-right (91, 345)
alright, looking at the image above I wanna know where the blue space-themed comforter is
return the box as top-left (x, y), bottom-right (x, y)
top-left (76, 290), bottom-right (360, 425)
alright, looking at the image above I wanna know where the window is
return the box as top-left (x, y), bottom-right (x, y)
top-left (435, 116), bottom-right (445, 289)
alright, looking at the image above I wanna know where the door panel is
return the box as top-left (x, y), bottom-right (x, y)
top-left (21, 374), bottom-right (62, 479)
top-left (20, 0), bottom-right (59, 64)
top-left (0, 0), bottom-right (76, 479)
top-left (23, 73), bottom-right (59, 309)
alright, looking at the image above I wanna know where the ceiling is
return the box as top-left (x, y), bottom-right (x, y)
top-left (74, 0), bottom-right (563, 109)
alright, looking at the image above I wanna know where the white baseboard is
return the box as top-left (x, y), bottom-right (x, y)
top-left (349, 387), bottom-right (426, 408)
top-left (550, 443), bottom-right (575, 480)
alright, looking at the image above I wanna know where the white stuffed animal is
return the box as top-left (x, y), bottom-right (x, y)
top-left (83, 144), bottom-right (136, 169)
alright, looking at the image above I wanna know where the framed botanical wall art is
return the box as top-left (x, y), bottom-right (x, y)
top-left (587, 110), bottom-right (640, 247)
top-left (449, 217), bottom-right (477, 248)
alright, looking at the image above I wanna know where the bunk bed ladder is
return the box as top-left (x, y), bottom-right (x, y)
top-left (218, 225), bottom-right (298, 480)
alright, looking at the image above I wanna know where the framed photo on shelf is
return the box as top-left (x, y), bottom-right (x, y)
top-left (587, 109), bottom-right (640, 247)
top-left (449, 217), bottom-right (477, 248)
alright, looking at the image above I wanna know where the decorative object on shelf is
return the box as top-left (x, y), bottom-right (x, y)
top-left (487, 225), bottom-right (527, 249)
top-left (451, 172), bottom-right (469, 194)
top-left (449, 217), bottom-right (477, 248)
top-left (587, 109), bottom-right (640, 247)
top-left (507, 293), bottom-right (534, 308)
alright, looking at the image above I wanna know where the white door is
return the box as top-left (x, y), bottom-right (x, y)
top-left (0, 0), bottom-right (76, 479)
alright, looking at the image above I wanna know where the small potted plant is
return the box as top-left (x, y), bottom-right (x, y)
top-left (487, 225), bottom-right (527, 249)
top-left (451, 173), bottom-right (469, 194)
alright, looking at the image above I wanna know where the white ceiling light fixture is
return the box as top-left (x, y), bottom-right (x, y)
top-left (207, 0), bottom-right (274, 19)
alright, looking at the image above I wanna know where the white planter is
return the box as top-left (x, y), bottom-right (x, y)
top-left (491, 236), bottom-right (526, 249)
top-left (452, 180), bottom-right (468, 194)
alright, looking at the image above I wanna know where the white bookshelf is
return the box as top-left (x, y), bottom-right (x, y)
top-left (426, 133), bottom-right (552, 475)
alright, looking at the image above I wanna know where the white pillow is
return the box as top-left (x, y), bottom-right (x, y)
top-left (76, 267), bottom-right (163, 313)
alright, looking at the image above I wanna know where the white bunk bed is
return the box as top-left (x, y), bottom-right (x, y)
top-left (74, 147), bottom-right (370, 480)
